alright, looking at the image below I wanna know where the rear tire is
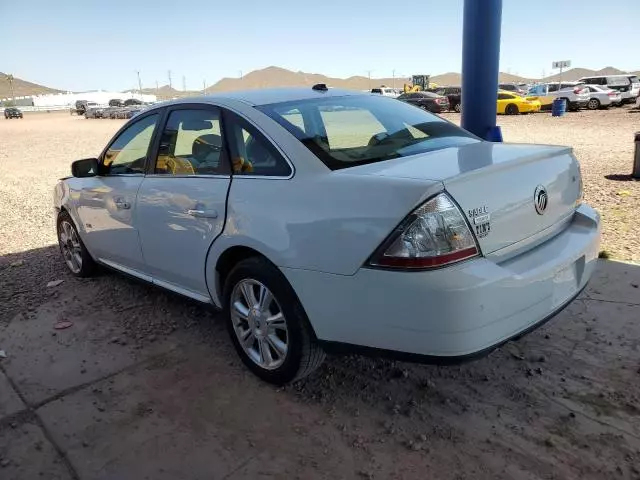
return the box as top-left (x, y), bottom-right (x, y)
top-left (587, 98), bottom-right (600, 110)
top-left (224, 257), bottom-right (325, 384)
top-left (454, 103), bottom-right (461, 113)
top-left (505, 104), bottom-right (519, 115)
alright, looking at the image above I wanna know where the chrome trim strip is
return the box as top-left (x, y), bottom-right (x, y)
top-left (152, 278), bottom-right (212, 303)
top-left (98, 258), bottom-right (153, 282)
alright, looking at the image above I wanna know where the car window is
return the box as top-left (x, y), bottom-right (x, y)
top-left (607, 76), bottom-right (630, 87)
top-left (102, 113), bottom-right (159, 175)
top-left (548, 84), bottom-right (559, 92)
top-left (154, 108), bottom-right (228, 176)
top-left (258, 95), bottom-right (478, 171)
top-left (497, 93), bottom-right (512, 100)
top-left (224, 111), bottom-right (292, 177)
top-left (279, 107), bottom-right (306, 133)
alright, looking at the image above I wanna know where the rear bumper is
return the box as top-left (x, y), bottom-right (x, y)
top-left (283, 204), bottom-right (600, 358)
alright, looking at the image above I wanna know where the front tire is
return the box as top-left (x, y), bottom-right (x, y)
top-left (56, 211), bottom-right (96, 277)
top-left (587, 98), bottom-right (600, 110)
top-left (224, 257), bottom-right (325, 384)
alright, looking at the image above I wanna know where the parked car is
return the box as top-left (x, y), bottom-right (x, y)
top-left (397, 91), bottom-right (449, 113)
top-left (577, 84), bottom-right (623, 109)
top-left (124, 98), bottom-right (143, 106)
top-left (428, 86), bottom-right (462, 112)
top-left (578, 75), bottom-right (639, 104)
top-left (54, 87), bottom-right (600, 384)
top-left (499, 83), bottom-right (527, 95)
top-left (109, 99), bottom-right (124, 107)
top-left (87, 106), bottom-right (107, 119)
top-left (371, 87), bottom-right (400, 98)
top-left (73, 100), bottom-right (100, 116)
top-left (526, 82), bottom-right (589, 111)
top-left (497, 91), bottom-right (541, 114)
top-left (4, 107), bottom-right (23, 119)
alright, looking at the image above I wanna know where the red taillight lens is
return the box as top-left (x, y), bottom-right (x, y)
top-left (574, 88), bottom-right (581, 94)
top-left (368, 193), bottom-right (479, 269)
top-left (608, 92), bottom-right (616, 97)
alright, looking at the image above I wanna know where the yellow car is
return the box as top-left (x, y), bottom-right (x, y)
top-left (497, 90), bottom-right (541, 115)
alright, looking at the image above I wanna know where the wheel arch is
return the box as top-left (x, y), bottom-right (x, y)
top-left (207, 243), bottom-right (321, 340)
top-left (206, 241), bottom-right (280, 308)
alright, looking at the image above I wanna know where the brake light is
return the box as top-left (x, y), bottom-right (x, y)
top-left (608, 92), bottom-right (616, 97)
top-left (368, 193), bottom-right (479, 269)
top-left (573, 88), bottom-right (581, 94)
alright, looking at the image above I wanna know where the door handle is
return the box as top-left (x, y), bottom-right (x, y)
top-left (187, 209), bottom-right (218, 219)
top-left (115, 200), bottom-right (131, 210)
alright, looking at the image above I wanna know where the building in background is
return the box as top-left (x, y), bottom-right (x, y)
top-left (1, 90), bottom-right (157, 108)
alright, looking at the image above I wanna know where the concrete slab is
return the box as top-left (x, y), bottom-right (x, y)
top-left (584, 259), bottom-right (640, 304)
top-left (0, 370), bottom-right (26, 419)
top-left (0, 418), bottom-right (72, 480)
top-left (0, 287), bottom-right (179, 405)
top-left (37, 343), bottom-right (357, 480)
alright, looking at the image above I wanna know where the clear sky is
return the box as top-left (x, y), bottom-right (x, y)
top-left (1, 0), bottom-right (638, 92)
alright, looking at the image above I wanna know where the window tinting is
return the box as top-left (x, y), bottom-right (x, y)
top-left (258, 95), bottom-right (478, 171)
top-left (225, 112), bottom-right (292, 177)
top-left (155, 109), bottom-right (228, 175)
top-left (103, 113), bottom-right (159, 174)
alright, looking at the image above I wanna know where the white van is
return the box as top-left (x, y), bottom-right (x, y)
top-left (578, 75), bottom-right (639, 104)
top-left (371, 87), bottom-right (400, 98)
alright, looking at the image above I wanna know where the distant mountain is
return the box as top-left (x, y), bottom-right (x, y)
top-left (541, 66), bottom-right (629, 82)
top-left (430, 71), bottom-right (531, 86)
top-left (4, 65), bottom-right (640, 101)
top-left (0, 72), bottom-right (63, 99)
top-left (208, 66), bottom-right (404, 92)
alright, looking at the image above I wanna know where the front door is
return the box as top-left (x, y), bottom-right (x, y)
top-left (136, 105), bottom-right (231, 300)
top-left (76, 112), bottom-right (161, 275)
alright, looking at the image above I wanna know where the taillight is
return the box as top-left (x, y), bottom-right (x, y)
top-left (368, 193), bottom-right (479, 269)
top-left (608, 92), bottom-right (616, 97)
top-left (574, 88), bottom-right (581, 94)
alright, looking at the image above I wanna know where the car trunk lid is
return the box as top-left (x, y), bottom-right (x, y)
top-left (341, 141), bottom-right (581, 255)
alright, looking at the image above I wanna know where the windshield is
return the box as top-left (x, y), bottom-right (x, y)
top-left (257, 95), bottom-right (478, 170)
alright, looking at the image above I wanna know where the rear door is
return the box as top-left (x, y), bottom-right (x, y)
top-left (135, 105), bottom-right (232, 300)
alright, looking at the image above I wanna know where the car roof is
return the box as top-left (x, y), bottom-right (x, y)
top-left (158, 87), bottom-right (367, 108)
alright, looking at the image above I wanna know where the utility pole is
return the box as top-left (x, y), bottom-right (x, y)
top-left (7, 74), bottom-right (15, 105)
top-left (367, 70), bottom-right (372, 89)
top-left (182, 75), bottom-right (186, 92)
top-left (238, 70), bottom-right (243, 81)
top-left (136, 70), bottom-right (142, 96)
top-left (203, 79), bottom-right (206, 95)
top-left (155, 80), bottom-right (159, 95)
top-left (392, 69), bottom-right (395, 90)
top-left (167, 70), bottom-right (172, 90)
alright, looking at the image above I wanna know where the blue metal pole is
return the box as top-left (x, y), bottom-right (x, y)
top-left (461, 0), bottom-right (503, 141)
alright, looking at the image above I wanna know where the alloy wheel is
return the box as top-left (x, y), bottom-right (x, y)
top-left (58, 220), bottom-right (83, 274)
top-left (230, 279), bottom-right (289, 370)
top-left (587, 99), bottom-right (599, 110)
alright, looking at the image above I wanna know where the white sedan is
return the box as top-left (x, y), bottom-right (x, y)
top-left (54, 86), bottom-right (601, 384)
top-left (582, 84), bottom-right (623, 109)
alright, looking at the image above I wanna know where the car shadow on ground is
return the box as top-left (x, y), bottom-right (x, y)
top-left (604, 174), bottom-right (640, 182)
top-left (2, 245), bottom-right (640, 478)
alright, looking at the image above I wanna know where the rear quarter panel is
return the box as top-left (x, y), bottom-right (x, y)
top-left (205, 173), bottom-right (442, 306)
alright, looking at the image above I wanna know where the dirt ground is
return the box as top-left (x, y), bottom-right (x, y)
top-left (1, 111), bottom-right (640, 480)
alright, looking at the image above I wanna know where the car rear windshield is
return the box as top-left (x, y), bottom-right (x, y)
top-left (257, 95), bottom-right (478, 170)
top-left (607, 76), bottom-right (631, 86)
top-left (629, 76), bottom-right (640, 85)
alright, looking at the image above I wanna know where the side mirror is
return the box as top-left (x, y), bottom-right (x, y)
top-left (71, 158), bottom-right (99, 178)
